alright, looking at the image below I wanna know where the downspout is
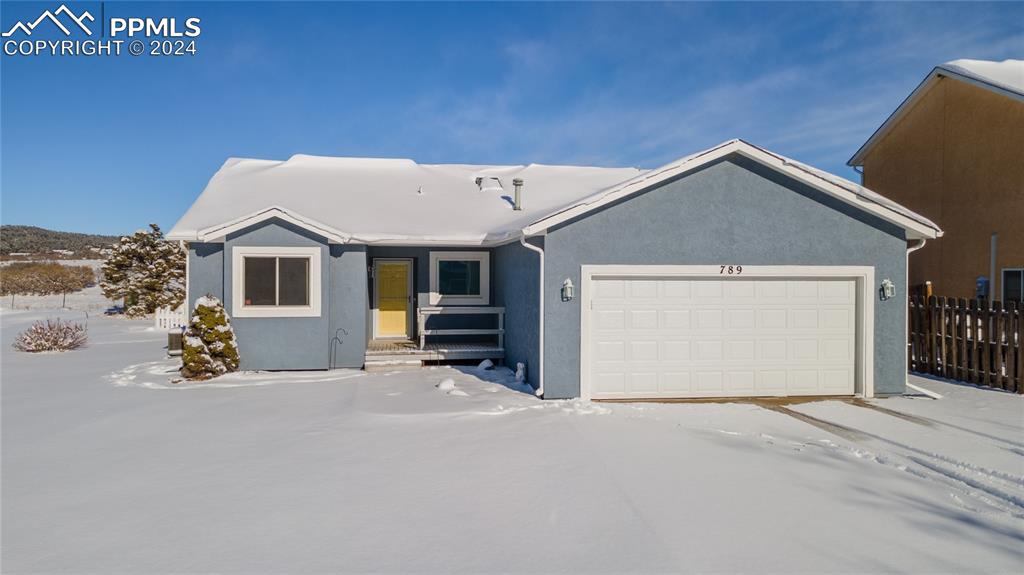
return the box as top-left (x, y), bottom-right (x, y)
top-left (181, 240), bottom-right (190, 320)
top-left (520, 234), bottom-right (544, 397)
top-left (906, 238), bottom-right (927, 391)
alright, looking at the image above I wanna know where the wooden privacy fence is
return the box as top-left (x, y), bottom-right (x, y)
top-left (908, 296), bottom-right (1023, 393)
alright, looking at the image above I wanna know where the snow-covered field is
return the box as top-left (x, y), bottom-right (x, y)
top-left (1, 259), bottom-right (116, 313)
top-left (2, 309), bottom-right (1022, 573)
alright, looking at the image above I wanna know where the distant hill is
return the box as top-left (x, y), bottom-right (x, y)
top-left (0, 225), bottom-right (120, 256)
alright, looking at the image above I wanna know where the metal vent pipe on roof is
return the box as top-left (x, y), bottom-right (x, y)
top-left (513, 178), bottom-right (524, 211)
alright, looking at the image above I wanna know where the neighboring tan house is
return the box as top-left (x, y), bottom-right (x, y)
top-left (848, 59), bottom-right (1024, 302)
top-left (169, 139), bottom-right (940, 400)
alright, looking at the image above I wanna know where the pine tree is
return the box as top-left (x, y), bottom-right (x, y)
top-left (181, 295), bottom-right (240, 380)
top-left (101, 224), bottom-right (185, 317)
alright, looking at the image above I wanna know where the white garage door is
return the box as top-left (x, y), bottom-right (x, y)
top-left (587, 275), bottom-right (858, 399)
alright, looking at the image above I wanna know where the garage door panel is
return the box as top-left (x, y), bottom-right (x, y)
top-left (821, 280), bottom-right (854, 300)
top-left (789, 281), bottom-right (820, 298)
top-left (790, 339), bottom-right (819, 361)
top-left (661, 340), bottom-right (690, 360)
top-left (595, 310), bottom-right (625, 330)
top-left (662, 310), bottom-right (691, 329)
top-left (759, 339), bottom-right (788, 361)
top-left (822, 339), bottom-right (853, 361)
top-left (663, 281), bottom-right (691, 298)
top-left (757, 281), bottom-right (788, 299)
top-left (594, 372), bottom-right (626, 394)
top-left (588, 275), bottom-right (857, 399)
top-left (661, 372), bottom-right (691, 392)
top-left (787, 370), bottom-right (820, 391)
top-left (756, 370), bottom-right (788, 393)
top-left (821, 308), bottom-right (853, 330)
top-left (696, 309), bottom-right (723, 328)
top-left (696, 371), bottom-right (724, 392)
top-left (630, 341), bottom-right (659, 361)
top-left (789, 309), bottom-right (819, 329)
top-left (693, 281), bottom-right (723, 299)
top-left (725, 340), bottom-right (755, 361)
top-left (630, 372), bottom-right (659, 393)
top-left (630, 310), bottom-right (658, 329)
top-left (726, 371), bottom-right (756, 393)
top-left (596, 341), bottom-right (625, 360)
top-left (759, 309), bottom-right (788, 329)
top-left (694, 340), bottom-right (723, 361)
top-left (822, 369), bottom-right (854, 391)
top-left (724, 281), bottom-right (756, 299)
top-left (726, 309), bottom-right (756, 329)
top-left (630, 280), bottom-right (658, 298)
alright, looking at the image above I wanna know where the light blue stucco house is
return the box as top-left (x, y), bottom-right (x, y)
top-left (168, 139), bottom-right (941, 400)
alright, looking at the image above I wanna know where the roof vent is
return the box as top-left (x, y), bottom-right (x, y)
top-left (478, 176), bottom-right (503, 193)
top-left (513, 178), bottom-right (524, 211)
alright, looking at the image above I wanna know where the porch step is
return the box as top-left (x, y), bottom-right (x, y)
top-left (364, 357), bottom-right (423, 372)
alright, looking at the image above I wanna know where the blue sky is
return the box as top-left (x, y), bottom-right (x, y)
top-left (2, 1), bottom-right (1022, 235)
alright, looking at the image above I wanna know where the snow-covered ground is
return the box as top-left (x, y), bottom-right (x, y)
top-left (2, 310), bottom-right (1022, 573)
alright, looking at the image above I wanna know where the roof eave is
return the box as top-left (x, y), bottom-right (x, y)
top-left (524, 140), bottom-right (941, 240)
top-left (194, 206), bottom-right (351, 244)
top-left (848, 65), bottom-right (1024, 167)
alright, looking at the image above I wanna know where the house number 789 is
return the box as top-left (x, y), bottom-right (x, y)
top-left (720, 265), bottom-right (743, 275)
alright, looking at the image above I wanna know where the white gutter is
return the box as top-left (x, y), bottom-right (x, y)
top-left (520, 234), bottom-right (544, 397)
top-left (906, 238), bottom-right (927, 391)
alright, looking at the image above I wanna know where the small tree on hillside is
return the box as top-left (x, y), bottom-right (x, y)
top-left (181, 295), bottom-right (240, 380)
top-left (101, 224), bottom-right (185, 317)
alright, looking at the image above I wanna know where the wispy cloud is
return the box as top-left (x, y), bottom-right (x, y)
top-left (396, 2), bottom-right (1023, 175)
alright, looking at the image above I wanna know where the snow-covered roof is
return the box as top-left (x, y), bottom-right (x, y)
top-left (167, 156), bottom-right (642, 245)
top-left (939, 59), bottom-right (1024, 97)
top-left (848, 59), bottom-right (1024, 167)
top-left (523, 139), bottom-right (941, 240)
top-left (170, 140), bottom-right (941, 246)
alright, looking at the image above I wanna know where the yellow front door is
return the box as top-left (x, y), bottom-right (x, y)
top-left (376, 261), bottom-right (411, 338)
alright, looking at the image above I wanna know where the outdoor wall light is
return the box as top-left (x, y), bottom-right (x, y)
top-left (880, 279), bottom-right (896, 300)
top-left (561, 278), bottom-right (575, 302)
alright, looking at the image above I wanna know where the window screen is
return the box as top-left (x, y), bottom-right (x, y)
top-left (438, 260), bottom-right (481, 296)
top-left (243, 256), bottom-right (310, 307)
top-left (243, 257), bottom-right (277, 306)
top-left (278, 257), bottom-right (309, 306)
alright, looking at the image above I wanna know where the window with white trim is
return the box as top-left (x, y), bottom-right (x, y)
top-left (232, 247), bottom-right (321, 317)
top-left (243, 257), bottom-right (309, 306)
top-left (429, 251), bottom-right (490, 305)
top-left (1003, 268), bottom-right (1023, 303)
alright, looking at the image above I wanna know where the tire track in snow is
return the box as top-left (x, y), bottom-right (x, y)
top-left (774, 402), bottom-right (1024, 522)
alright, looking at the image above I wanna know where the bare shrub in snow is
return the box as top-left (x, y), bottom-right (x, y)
top-left (101, 224), bottom-right (185, 317)
top-left (12, 319), bottom-right (88, 352)
top-left (181, 295), bottom-right (239, 380)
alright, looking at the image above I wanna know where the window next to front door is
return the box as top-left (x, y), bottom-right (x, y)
top-left (429, 251), bottom-right (490, 305)
top-left (231, 246), bottom-right (322, 317)
top-left (1003, 268), bottom-right (1023, 302)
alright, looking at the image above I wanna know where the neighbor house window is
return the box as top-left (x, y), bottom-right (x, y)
top-left (429, 251), bottom-right (489, 305)
top-left (232, 246), bottom-right (321, 317)
top-left (1003, 269), bottom-right (1023, 303)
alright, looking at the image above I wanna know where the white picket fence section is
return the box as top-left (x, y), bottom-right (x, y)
top-left (155, 304), bottom-right (187, 330)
